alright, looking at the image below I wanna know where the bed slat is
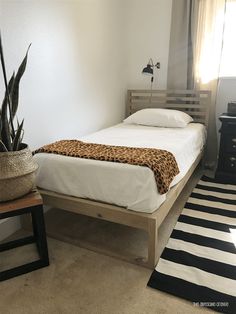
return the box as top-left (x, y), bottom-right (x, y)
top-left (127, 89), bottom-right (211, 127)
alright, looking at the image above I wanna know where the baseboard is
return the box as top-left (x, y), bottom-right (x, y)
top-left (0, 217), bottom-right (21, 241)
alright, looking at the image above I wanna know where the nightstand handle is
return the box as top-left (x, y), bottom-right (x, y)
top-left (232, 138), bottom-right (236, 143)
top-left (229, 156), bottom-right (236, 162)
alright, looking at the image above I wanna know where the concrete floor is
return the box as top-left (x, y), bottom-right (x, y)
top-left (0, 168), bottom-right (212, 314)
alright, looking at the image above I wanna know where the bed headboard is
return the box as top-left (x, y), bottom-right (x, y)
top-left (127, 90), bottom-right (211, 127)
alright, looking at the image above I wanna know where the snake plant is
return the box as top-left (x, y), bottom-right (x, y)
top-left (0, 32), bottom-right (30, 152)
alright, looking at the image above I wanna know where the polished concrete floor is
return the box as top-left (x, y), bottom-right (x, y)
top-left (0, 168), bottom-right (212, 314)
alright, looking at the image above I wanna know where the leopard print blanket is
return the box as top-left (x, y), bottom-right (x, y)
top-left (34, 140), bottom-right (179, 195)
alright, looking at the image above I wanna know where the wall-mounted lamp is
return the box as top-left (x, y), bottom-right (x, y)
top-left (142, 58), bottom-right (160, 90)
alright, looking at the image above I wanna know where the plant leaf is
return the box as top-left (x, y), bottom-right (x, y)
top-left (0, 139), bottom-right (8, 152)
top-left (0, 74), bottom-right (15, 143)
top-left (12, 119), bottom-right (24, 151)
top-left (0, 32), bottom-right (9, 93)
top-left (0, 33), bottom-right (13, 150)
top-left (11, 44), bottom-right (31, 118)
top-left (6, 73), bottom-right (15, 138)
top-left (1, 96), bottom-right (12, 151)
top-left (0, 108), bottom-right (2, 137)
top-left (8, 71), bottom-right (15, 111)
top-left (0, 33), bottom-right (15, 139)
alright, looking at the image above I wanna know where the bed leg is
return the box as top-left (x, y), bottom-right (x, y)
top-left (147, 219), bottom-right (158, 269)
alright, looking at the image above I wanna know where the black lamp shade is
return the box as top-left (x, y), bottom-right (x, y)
top-left (142, 64), bottom-right (153, 75)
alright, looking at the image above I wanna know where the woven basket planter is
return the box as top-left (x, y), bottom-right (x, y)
top-left (0, 144), bottom-right (38, 202)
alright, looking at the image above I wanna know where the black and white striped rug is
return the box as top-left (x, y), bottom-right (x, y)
top-left (148, 176), bottom-right (236, 314)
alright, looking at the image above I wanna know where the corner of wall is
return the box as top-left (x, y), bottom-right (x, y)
top-left (0, 217), bottom-right (21, 241)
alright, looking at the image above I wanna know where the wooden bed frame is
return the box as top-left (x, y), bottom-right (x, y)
top-left (38, 89), bottom-right (211, 269)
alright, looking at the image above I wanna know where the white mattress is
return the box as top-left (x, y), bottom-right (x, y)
top-left (34, 123), bottom-right (206, 213)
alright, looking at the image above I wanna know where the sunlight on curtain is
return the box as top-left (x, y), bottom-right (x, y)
top-left (168, 0), bottom-right (231, 166)
top-left (194, 0), bottom-right (225, 84)
top-left (193, 0), bottom-right (226, 168)
top-left (220, 0), bottom-right (236, 77)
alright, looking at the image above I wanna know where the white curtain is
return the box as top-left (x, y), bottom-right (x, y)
top-left (193, 0), bottom-right (226, 168)
top-left (168, 0), bottom-right (226, 168)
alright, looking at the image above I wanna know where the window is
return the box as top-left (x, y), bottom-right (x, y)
top-left (219, 0), bottom-right (236, 77)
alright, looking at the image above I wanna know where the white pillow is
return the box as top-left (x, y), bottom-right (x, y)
top-left (123, 108), bottom-right (193, 128)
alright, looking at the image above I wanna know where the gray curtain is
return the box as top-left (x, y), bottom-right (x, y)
top-left (167, 0), bottom-right (194, 90)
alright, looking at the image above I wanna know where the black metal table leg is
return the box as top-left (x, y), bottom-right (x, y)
top-left (0, 197), bottom-right (49, 282)
top-left (31, 205), bottom-right (49, 263)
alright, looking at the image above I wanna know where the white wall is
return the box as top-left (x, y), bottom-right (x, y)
top-left (124, 0), bottom-right (173, 89)
top-left (0, 0), bottom-right (172, 239)
top-left (0, 0), bottom-right (126, 150)
top-left (0, 0), bottom-right (172, 150)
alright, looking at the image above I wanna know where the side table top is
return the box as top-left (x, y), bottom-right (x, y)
top-left (0, 190), bottom-right (42, 213)
top-left (219, 113), bottom-right (236, 120)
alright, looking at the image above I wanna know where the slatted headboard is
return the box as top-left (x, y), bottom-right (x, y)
top-left (127, 90), bottom-right (211, 127)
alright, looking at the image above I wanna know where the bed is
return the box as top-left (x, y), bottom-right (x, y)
top-left (35, 89), bottom-right (211, 268)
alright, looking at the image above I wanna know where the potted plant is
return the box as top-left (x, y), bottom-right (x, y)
top-left (0, 32), bottom-right (38, 202)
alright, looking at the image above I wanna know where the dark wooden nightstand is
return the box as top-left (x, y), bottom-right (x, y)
top-left (215, 113), bottom-right (236, 183)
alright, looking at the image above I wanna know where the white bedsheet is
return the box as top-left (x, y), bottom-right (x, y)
top-left (34, 123), bottom-right (206, 213)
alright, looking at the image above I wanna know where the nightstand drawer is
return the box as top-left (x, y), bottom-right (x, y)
top-left (225, 136), bottom-right (236, 152)
top-left (223, 154), bottom-right (236, 173)
top-left (221, 120), bottom-right (236, 132)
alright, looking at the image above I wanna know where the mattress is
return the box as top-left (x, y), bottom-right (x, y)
top-left (34, 123), bottom-right (206, 213)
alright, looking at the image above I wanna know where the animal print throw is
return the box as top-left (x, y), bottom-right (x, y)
top-left (34, 140), bottom-right (179, 194)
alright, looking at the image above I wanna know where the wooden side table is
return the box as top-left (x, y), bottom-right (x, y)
top-left (0, 191), bottom-right (49, 281)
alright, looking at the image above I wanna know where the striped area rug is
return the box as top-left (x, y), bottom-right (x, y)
top-left (147, 176), bottom-right (236, 314)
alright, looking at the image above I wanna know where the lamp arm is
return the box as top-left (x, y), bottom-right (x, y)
top-left (148, 58), bottom-right (154, 67)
